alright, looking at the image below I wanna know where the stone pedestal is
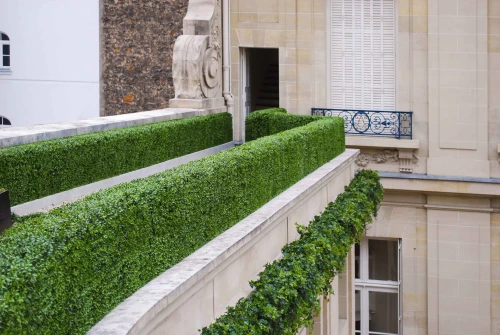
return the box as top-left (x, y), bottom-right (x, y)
top-left (169, 0), bottom-right (226, 113)
top-left (170, 97), bottom-right (227, 113)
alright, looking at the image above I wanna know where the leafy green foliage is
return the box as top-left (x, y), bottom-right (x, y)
top-left (201, 170), bottom-right (383, 335)
top-left (246, 108), bottom-right (324, 141)
top-left (0, 112), bottom-right (345, 335)
top-left (0, 113), bottom-right (233, 206)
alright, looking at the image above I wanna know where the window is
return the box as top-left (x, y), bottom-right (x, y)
top-left (0, 116), bottom-right (12, 126)
top-left (355, 237), bottom-right (401, 335)
top-left (1, 32), bottom-right (10, 71)
top-left (330, 0), bottom-right (396, 110)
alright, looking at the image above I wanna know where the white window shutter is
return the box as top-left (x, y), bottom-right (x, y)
top-left (330, 0), bottom-right (395, 111)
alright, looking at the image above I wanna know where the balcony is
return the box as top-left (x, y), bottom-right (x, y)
top-left (312, 108), bottom-right (413, 140)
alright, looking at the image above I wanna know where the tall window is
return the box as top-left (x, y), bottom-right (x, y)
top-left (355, 237), bottom-right (401, 335)
top-left (330, 0), bottom-right (396, 110)
top-left (1, 32), bottom-right (10, 71)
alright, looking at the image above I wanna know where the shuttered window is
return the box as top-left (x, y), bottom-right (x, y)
top-left (331, 0), bottom-right (396, 110)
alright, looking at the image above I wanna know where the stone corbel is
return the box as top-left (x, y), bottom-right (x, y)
top-left (398, 148), bottom-right (416, 173)
top-left (169, 0), bottom-right (226, 113)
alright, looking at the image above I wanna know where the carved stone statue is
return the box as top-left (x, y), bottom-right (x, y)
top-left (169, 0), bottom-right (226, 112)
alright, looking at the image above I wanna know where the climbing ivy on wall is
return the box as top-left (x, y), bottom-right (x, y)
top-left (201, 170), bottom-right (383, 335)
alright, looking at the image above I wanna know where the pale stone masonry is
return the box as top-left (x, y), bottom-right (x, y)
top-left (213, 0), bottom-right (500, 333)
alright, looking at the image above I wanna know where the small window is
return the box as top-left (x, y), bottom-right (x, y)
top-left (355, 237), bottom-right (401, 335)
top-left (1, 32), bottom-right (10, 71)
top-left (0, 116), bottom-right (11, 126)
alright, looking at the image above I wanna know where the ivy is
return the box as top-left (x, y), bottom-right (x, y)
top-left (0, 110), bottom-right (345, 335)
top-left (201, 170), bottom-right (383, 335)
top-left (0, 113), bottom-right (233, 206)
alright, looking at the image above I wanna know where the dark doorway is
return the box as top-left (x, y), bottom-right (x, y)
top-left (242, 48), bottom-right (279, 114)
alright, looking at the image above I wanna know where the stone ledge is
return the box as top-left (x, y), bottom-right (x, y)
top-left (346, 136), bottom-right (420, 150)
top-left (0, 108), bottom-right (222, 148)
top-left (87, 149), bottom-right (359, 335)
top-left (381, 173), bottom-right (500, 197)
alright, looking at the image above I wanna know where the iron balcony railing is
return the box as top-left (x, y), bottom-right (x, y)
top-left (311, 108), bottom-right (413, 139)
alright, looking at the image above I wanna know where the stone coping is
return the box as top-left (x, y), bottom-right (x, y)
top-left (379, 171), bottom-right (500, 184)
top-left (381, 172), bottom-right (500, 197)
top-left (0, 108), bottom-right (220, 148)
top-left (87, 149), bottom-right (359, 335)
top-left (346, 136), bottom-right (420, 150)
top-left (12, 142), bottom-right (235, 216)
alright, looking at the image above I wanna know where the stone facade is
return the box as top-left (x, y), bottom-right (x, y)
top-left (101, 0), bottom-right (189, 116)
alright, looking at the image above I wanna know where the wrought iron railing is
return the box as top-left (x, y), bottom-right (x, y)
top-left (312, 108), bottom-right (413, 139)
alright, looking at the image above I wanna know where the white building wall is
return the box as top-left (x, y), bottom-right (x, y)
top-left (0, 0), bottom-right (100, 127)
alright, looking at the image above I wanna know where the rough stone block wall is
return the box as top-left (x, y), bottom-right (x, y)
top-left (101, 0), bottom-right (188, 116)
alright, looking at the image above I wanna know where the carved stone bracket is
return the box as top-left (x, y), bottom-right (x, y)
top-left (355, 149), bottom-right (418, 173)
top-left (169, 0), bottom-right (226, 112)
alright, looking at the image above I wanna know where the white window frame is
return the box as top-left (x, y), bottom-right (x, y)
top-left (355, 237), bottom-right (401, 335)
top-left (1, 32), bottom-right (11, 72)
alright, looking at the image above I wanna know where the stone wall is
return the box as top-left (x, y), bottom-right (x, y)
top-left (378, 176), bottom-right (500, 335)
top-left (101, 0), bottom-right (188, 116)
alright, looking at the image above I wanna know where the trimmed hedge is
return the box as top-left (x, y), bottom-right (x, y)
top-left (201, 170), bottom-right (383, 335)
top-left (0, 114), bottom-right (345, 334)
top-left (0, 113), bottom-right (233, 206)
top-left (246, 108), bottom-right (324, 141)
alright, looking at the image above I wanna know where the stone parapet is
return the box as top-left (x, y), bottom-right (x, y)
top-left (0, 108), bottom-right (219, 148)
top-left (87, 149), bottom-right (359, 335)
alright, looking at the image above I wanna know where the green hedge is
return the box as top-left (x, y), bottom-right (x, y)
top-left (0, 113), bottom-right (233, 206)
top-left (246, 108), bottom-right (324, 141)
top-left (202, 170), bottom-right (383, 335)
top-left (0, 114), bottom-right (345, 334)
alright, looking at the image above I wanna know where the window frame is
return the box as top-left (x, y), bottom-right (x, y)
top-left (0, 116), bottom-right (12, 127)
top-left (1, 32), bottom-right (11, 72)
top-left (355, 237), bottom-right (401, 335)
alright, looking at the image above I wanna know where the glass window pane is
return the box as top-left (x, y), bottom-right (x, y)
top-left (3, 56), bottom-right (10, 67)
top-left (369, 239), bottom-right (398, 281)
top-left (355, 290), bottom-right (361, 332)
top-left (355, 243), bottom-right (360, 279)
top-left (1, 33), bottom-right (9, 41)
top-left (3, 44), bottom-right (10, 56)
top-left (369, 291), bottom-right (398, 334)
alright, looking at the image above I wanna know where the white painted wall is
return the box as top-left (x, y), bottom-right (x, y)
top-left (0, 0), bottom-right (100, 127)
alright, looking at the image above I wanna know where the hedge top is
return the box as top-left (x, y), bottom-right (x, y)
top-left (0, 110), bottom-right (345, 335)
top-left (246, 108), bottom-right (324, 141)
top-left (0, 113), bottom-right (233, 206)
